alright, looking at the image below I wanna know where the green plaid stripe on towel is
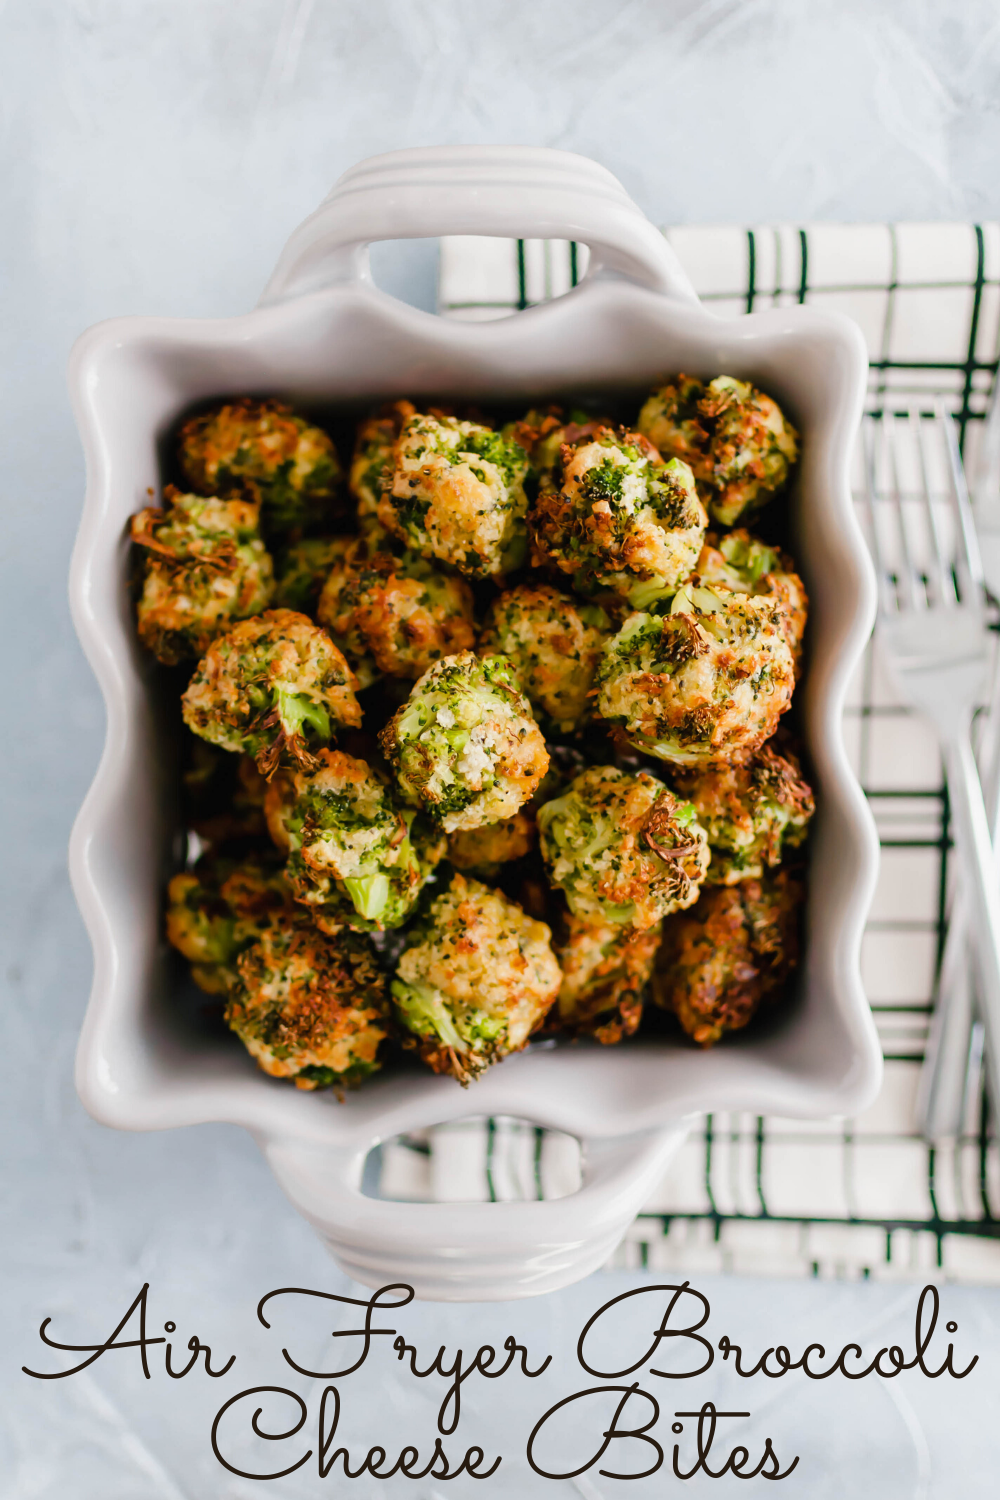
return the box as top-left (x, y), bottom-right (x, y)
top-left (372, 225), bottom-right (1000, 1286)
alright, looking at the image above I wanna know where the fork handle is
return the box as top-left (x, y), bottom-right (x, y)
top-left (918, 902), bottom-right (977, 1139)
top-left (919, 694), bottom-right (1000, 1138)
top-left (940, 730), bottom-right (1000, 1119)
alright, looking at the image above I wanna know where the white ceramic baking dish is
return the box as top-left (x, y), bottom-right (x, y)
top-left (68, 145), bottom-right (881, 1301)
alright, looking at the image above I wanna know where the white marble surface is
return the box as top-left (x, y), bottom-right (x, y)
top-left (4, 2), bottom-right (1000, 1495)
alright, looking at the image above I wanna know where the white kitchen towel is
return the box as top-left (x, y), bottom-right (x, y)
top-left (373, 225), bottom-right (1000, 1285)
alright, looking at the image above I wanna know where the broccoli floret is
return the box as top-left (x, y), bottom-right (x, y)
top-left (554, 912), bottom-right (663, 1044)
top-left (165, 853), bottom-right (292, 995)
top-left (273, 536), bottom-right (351, 615)
top-left (349, 400), bottom-right (417, 546)
top-left (652, 870), bottom-right (802, 1046)
top-left (319, 542), bottom-right (476, 683)
top-left (478, 583), bottom-right (613, 736)
top-left (638, 375), bottom-right (798, 528)
top-left (673, 739), bottom-right (814, 884)
top-left (693, 529), bottom-right (807, 669)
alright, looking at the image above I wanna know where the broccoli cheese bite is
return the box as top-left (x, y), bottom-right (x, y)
top-left (391, 874), bottom-right (561, 1083)
top-left (694, 530), bottom-right (807, 667)
top-left (379, 652), bottom-right (549, 832)
top-left (529, 426), bottom-right (707, 607)
top-left (130, 489), bottom-right (273, 665)
top-left (445, 754), bottom-right (576, 879)
top-left (673, 740), bottom-right (814, 884)
top-left (350, 399), bottom-right (416, 545)
top-left (273, 536), bottom-right (349, 615)
top-left (179, 397), bottom-right (342, 536)
top-left (181, 609), bottom-right (361, 776)
top-left (307, 537), bottom-right (380, 689)
top-left (652, 871), bottom-right (802, 1046)
top-left (226, 915), bottom-right (389, 1088)
top-left (633, 375), bottom-right (708, 474)
top-left (555, 913), bottom-right (662, 1045)
top-left (264, 749), bottom-right (446, 933)
top-left (596, 587), bottom-right (795, 766)
top-left (318, 540), bottom-right (476, 683)
top-left (166, 854), bottom-right (292, 995)
top-left (447, 809), bottom-right (536, 879)
top-left (638, 375), bottom-right (798, 528)
top-left (478, 583), bottom-right (612, 736)
top-left (504, 407), bottom-right (609, 485)
top-left (378, 412), bottom-right (530, 578)
top-left (537, 765), bottom-right (709, 930)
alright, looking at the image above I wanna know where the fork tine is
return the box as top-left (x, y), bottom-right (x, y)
top-left (915, 409), bottom-right (955, 605)
top-left (885, 410), bottom-right (922, 610)
top-left (863, 415), bottom-right (896, 613)
top-left (974, 371), bottom-right (1000, 509)
top-left (939, 401), bottom-right (985, 603)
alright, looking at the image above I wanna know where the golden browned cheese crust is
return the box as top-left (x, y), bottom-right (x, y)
top-left (392, 874), bottom-right (561, 1083)
top-left (555, 912), bottom-right (663, 1044)
top-left (226, 915), bottom-right (388, 1087)
top-left (447, 810), bottom-right (536, 875)
top-left (672, 739), bottom-right (815, 883)
top-left (131, 490), bottom-right (274, 664)
top-left (652, 870), bottom-right (802, 1046)
top-left (597, 595), bottom-right (796, 766)
top-left (478, 583), bottom-right (611, 735)
top-left (693, 530), bottom-right (808, 670)
top-left (537, 765), bottom-right (710, 930)
top-left (319, 541), bottom-right (476, 682)
top-left (181, 609), bottom-right (361, 776)
top-left (179, 397), bottom-right (342, 534)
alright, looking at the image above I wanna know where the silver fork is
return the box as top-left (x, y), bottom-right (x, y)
top-left (864, 405), bottom-right (1000, 1122)
top-left (919, 382), bottom-right (1000, 1138)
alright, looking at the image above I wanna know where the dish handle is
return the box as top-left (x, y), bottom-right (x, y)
top-left (261, 1119), bottom-right (691, 1301)
top-left (258, 144), bottom-right (698, 309)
